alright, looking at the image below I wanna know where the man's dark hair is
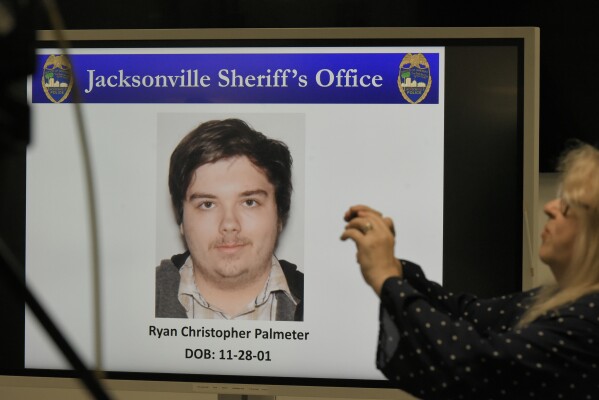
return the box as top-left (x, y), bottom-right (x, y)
top-left (169, 118), bottom-right (293, 227)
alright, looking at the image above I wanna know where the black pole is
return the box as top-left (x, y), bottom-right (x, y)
top-left (0, 237), bottom-right (111, 400)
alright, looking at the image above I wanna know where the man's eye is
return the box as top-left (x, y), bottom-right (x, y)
top-left (199, 201), bottom-right (215, 209)
top-left (244, 199), bottom-right (258, 207)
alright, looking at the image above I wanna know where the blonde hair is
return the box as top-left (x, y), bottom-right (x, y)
top-left (518, 143), bottom-right (599, 327)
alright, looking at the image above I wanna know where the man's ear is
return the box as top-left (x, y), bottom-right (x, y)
top-left (179, 223), bottom-right (184, 236)
top-left (278, 220), bottom-right (283, 234)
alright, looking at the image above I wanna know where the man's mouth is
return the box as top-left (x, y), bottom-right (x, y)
top-left (214, 241), bottom-right (249, 254)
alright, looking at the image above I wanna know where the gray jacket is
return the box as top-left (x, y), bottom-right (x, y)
top-left (155, 252), bottom-right (304, 321)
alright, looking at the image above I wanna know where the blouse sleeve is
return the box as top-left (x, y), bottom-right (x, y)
top-left (377, 262), bottom-right (599, 400)
top-left (400, 260), bottom-right (531, 329)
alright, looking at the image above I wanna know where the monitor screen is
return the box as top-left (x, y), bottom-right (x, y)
top-left (1, 27), bottom-right (539, 399)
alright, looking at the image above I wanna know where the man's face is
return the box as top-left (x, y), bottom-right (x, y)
top-left (180, 156), bottom-right (280, 289)
top-left (539, 197), bottom-right (580, 281)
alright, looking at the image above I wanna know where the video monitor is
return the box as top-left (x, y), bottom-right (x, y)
top-left (1, 27), bottom-right (539, 399)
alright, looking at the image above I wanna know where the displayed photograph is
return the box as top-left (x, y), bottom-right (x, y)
top-left (155, 114), bottom-right (306, 321)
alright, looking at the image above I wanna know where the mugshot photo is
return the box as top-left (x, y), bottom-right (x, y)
top-left (155, 113), bottom-right (305, 321)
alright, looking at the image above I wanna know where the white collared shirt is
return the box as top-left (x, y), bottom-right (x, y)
top-left (177, 255), bottom-right (297, 320)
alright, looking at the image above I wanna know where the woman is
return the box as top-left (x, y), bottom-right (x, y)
top-left (341, 143), bottom-right (599, 399)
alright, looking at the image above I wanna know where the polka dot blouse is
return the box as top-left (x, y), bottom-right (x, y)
top-left (377, 260), bottom-right (599, 400)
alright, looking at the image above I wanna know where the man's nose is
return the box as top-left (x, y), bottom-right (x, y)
top-left (220, 205), bottom-right (241, 233)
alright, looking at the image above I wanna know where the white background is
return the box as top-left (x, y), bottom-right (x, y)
top-left (25, 47), bottom-right (444, 381)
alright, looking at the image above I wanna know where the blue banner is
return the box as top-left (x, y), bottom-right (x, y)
top-left (33, 53), bottom-right (440, 104)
